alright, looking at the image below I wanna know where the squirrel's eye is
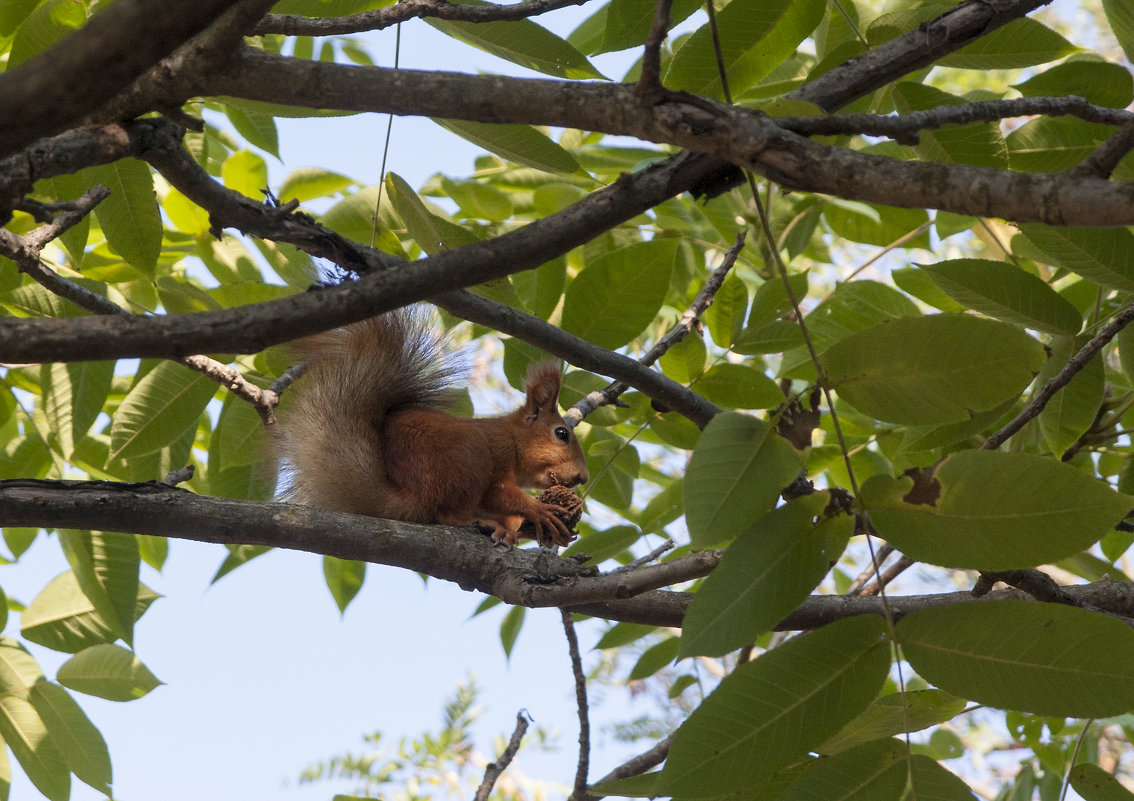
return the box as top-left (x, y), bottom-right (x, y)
top-left (554, 426), bottom-right (570, 443)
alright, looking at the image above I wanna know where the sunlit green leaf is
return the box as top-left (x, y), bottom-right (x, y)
top-left (57, 644), bottom-right (163, 702)
top-left (29, 682), bottom-right (112, 793)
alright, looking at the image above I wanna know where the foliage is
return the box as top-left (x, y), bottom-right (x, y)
top-left (1, 0), bottom-right (1134, 799)
top-left (298, 678), bottom-right (550, 801)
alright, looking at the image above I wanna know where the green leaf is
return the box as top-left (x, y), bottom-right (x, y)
top-left (666, 0), bottom-right (826, 100)
top-left (8, 0), bottom-right (83, 66)
top-left (778, 738), bottom-right (909, 801)
top-left (659, 334), bottom-right (706, 385)
top-left (591, 772), bottom-right (661, 798)
top-left (891, 83), bottom-right (1007, 170)
top-left (819, 690), bottom-right (968, 754)
top-left (1071, 763), bottom-right (1134, 801)
top-left (863, 450), bottom-right (1130, 570)
top-left (211, 544), bottom-right (271, 583)
top-left (1015, 58), bottom-right (1133, 109)
top-left (109, 361), bottom-right (217, 462)
top-left (1007, 117), bottom-right (1114, 172)
top-left (594, 622), bottom-right (657, 650)
top-left (433, 119), bottom-right (581, 174)
top-left (387, 172), bottom-right (479, 255)
top-left (57, 643), bottom-right (163, 702)
top-left (29, 682), bottom-right (112, 793)
top-left (1019, 224), bottom-right (1134, 291)
top-left (41, 361), bottom-right (114, 459)
top-left (597, 0), bottom-right (701, 53)
top-left (1103, 0), bottom-right (1134, 63)
top-left (561, 239), bottom-right (678, 349)
top-left (224, 106), bottom-right (280, 158)
top-left (704, 271), bottom-right (748, 348)
top-left (0, 695), bottom-right (68, 801)
top-left (499, 605), bottom-right (525, 658)
top-left (898, 601), bottom-right (1134, 717)
top-left (734, 320), bottom-right (805, 355)
top-left (21, 573), bottom-right (147, 653)
top-left (221, 149), bottom-right (269, 200)
top-left (561, 524), bottom-right (641, 564)
top-left (628, 636), bottom-right (679, 680)
top-left (323, 556), bottom-right (365, 614)
top-left (938, 18), bottom-right (1076, 68)
top-left (426, 6), bottom-right (604, 80)
top-left (683, 412), bottom-right (805, 548)
top-left (892, 267), bottom-right (965, 312)
top-left (680, 494), bottom-right (850, 657)
top-left (656, 615), bottom-right (890, 797)
top-left (87, 159), bottom-right (162, 275)
top-left (1036, 337), bottom-right (1104, 457)
top-left (278, 168), bottom-right (356, 203)
top-left (694, 363), bottom-right (784, 409)
top-left (210, 393), bottom-right (265, 473)
top-left (58, 531), bottom-right (140, 647)
top-left (917, 260), bottom-right (1082, 336)
top-left (0, 638), bottom-right (44, 693)
top-left (441, 177), bottom-right (514, 221)
top-left (825, 315), bottom-right (1045, 425)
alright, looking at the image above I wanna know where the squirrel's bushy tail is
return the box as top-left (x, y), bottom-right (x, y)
top-left (275, 309), bottom-right (457, 516)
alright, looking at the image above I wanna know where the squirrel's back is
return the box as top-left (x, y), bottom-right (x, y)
top-left (275, 310), bottom-right (457, 517)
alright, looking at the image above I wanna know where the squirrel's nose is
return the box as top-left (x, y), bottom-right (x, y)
top-left (569, 468), bottom-right (589, 487)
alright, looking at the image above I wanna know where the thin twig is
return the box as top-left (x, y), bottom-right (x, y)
top-left (586, 732), bottom-right (674, 797)
top-left (611, 539), bottom-right (676, 573)
top-left (844, 544), bottom-right (894, 595)
top-left (983, 300), bottom-right (1134, 450)
top-left (776, 96), bottom-right (1133, 144)
top-left (257, 0), bottom-right (595, 36)
top-left (561, 609), bottom-right (590, 801)
top-left (1073, 118), bottom-right (1134, 178)
top-left (0, 186), bottom-right (281, 425)
top-left (563, 231), bottom-right (745, 426)
top-left (474, 710), bottom-right (530, 801)
top-left (859, 555), bottom-right (915, 596)
top-left (637, 0), bottom-right (673, 98)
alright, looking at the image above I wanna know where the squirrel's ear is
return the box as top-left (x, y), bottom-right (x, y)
top-left (523, 361), bottom-right (562, 412)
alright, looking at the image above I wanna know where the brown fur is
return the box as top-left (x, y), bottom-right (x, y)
top-left (275, 310), bottom-right (589, 546)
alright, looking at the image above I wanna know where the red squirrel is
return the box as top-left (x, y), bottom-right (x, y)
top-left (275, 310), bottom-right (589, 546)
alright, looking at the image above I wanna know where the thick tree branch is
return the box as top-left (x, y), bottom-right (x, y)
top-left (0, 0), bottom-right (256, 159)
top-left (3, 479), bottom-right (1133, 629)
top-left (197, 48), bottom-right (1134, 226)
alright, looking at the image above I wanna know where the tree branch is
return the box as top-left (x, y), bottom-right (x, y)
top-left (776, 96), bottom-right (1132, 145)
top-left (3, 479), bottom-right (1133, 629)
top-left (474, 711), bottom-right (530, 801)
top-left (195, 48), bottom-right (1134, 226)
top-left (983, 300), bottom-right (1134, 450)
top-left (562, 610), bottom-right (590, 801)
top-left (564, 231), bottom-right (743, 425)
top-left (0, 0), bottom-right (259, 158)
top-left (257, 0), bottom-right (596, 36)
